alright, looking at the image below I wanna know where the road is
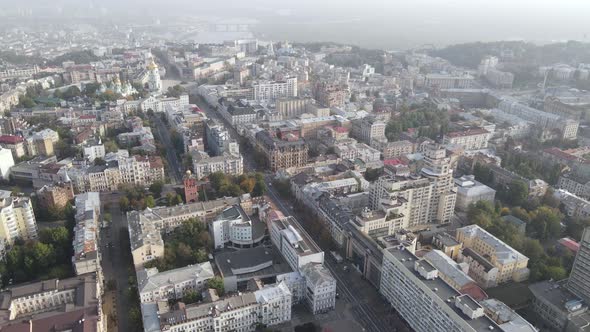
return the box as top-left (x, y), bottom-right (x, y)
top-left (100, 192), bottom-right (132, 332)
top-left (192, 96), bottom-right (258, 171)
top-left (265, 178), bottom-right (410, 332)
top-left (151, 114), bottom-right (183, 184)
top-left (193, 93), bottom-right (409, 332)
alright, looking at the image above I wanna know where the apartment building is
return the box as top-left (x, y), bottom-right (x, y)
top-left (191, 151), bottom-right (244, 180)
top-left (0, 135), bottom-right (26, 158)
top-left (312, 81), bottom-right (347, 107)
top-left (251, 77), bottom-right (298, 101)
top-left (498, 98), bottom-right (579, 140)
top-left (568, 227), bottom-right (590, 304)
top-left (558, 174), bottom-right (590, 199)
top-left (380, 245), bottom-right (500, 332)
top-left (333, 140), bottom-right (381, 162)
top-left (380, 140), bottom-right (414, 159)
top-left (367, 145), bottom-right (457, 232)
top-left (300, 263), bottom-right (337, 314)
top-left (456, 225), bottom-right (529, 285)
top-left (29, 128), bottom-right (59, 156)
top-left (350, 117), bottom-right (387, 145)
top-left (0, 194), bottom-right (38, 257)
top-left (70, 155), bottom-right (165, 193)
top-left (37, 182), bottom-right (74, 211)
top-left (424, 73), bottom-right (474, 89)
top-left (152, 281), bottom-right (292, 332)
top-left (0, 147), bottom-right (14, 180)
top-left (0, 273), bottom-right (105, 332)
top-left (255, 130), bottom-right (308, 171)
top-left (553, 189), bottom-right (590, 218)
top-left (443, 128), bottom-right (491, 150)
top-left (83, 139), bottom-right (106, 162)
top-left (137, 262), bottom-right (214, 303)
top-left (209, 205), bottom-right (266, 249)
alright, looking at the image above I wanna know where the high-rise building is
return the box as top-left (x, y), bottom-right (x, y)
top-left (0, 147), bottom-right (14, 180)
top-left (366, 144), bottom-right (457, 233)
top-left (251, 77), bottom-right (298, 101)
top-left (0, 195), bottom-right (38, 257)
top-left (568, 227), bottom-right (590, 303)
top-left (380, 245), bottom-right (500, 332)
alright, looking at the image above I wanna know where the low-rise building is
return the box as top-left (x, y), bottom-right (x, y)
top-left (137, 262), bottom-right (214, 303)
top-left (37, 182), bottom-right (74, 210)
top-left (443, 128), bottom-right (491, 150)
top-left (155, 281), bottom-right (292, 332)
top-left (0, 273), bottom-right (105, 332)
top-left (128, 196), bottom-right (248, 268)
top-left (456, 225), bottom-right (529, 285)
top-left (432, 232), bottom-right (463, 260)
top-left (191, 151), bottom-right (243, 180)
top-left (454, 175), bottom-right (496, 211)
top-left (209, 205), bottom-right (266, 249)
top-left (72, 192), bottom-right (101, 276)
top-left (0, 135), bottom-right (26, 158)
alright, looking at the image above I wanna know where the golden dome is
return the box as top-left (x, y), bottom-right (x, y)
top-left (147, 59), bottom-right (158, 71)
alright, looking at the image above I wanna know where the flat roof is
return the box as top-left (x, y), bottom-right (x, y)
top-left (385, 246), bottom-right (499, 331)
top-left (214, 246), bottom-right (292, 280)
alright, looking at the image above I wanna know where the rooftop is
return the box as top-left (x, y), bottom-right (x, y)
top-left (138, 262), bottom-right (214, 294)
top-left (457, 225), bottom-right (528, 265)
top-left (385, 246), bottom-right (499, 331)
top-left (215, 246), bottom-right (292, 281)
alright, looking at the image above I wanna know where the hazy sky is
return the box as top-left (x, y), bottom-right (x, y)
top-left (1, 0), bottom-right (590, 49)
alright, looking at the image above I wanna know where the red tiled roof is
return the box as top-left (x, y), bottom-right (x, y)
top-left (543, 147), bottom-right (579, 161)
top-left (558, 237), bottom-right (580, 252)
top-left (0, 135), bottom-right (24, 144)
top-left (460, 283), bottom-right (488, 301)
top-left (383, 159), bottom-right (405, 166)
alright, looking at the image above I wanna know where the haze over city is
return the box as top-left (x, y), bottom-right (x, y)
top-left (2, 2), bottom-right (590, 332)
top-left (1, 0), bottom-right (590, 48)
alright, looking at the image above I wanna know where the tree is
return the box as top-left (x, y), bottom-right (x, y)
top-left (104, 140), bottom-right (119, 153)
top-left (252, 179), bottom-right (266, 197)
top-left (181, 290), bottom-right (202, 304)
top-left (529, 206), bottom-right (562, 240)
top-left (119, 197), bottom-right (130, 211)
top-left (207, 277), bottom-right (225, 296)
top-left (103, 213), bottom-right (112, 223)
top-left (145, 195), bottom-right (156, 208)
top-left (506, 180), bottom-right (529, 207)
top-left (545, 265), bottom-right (567, 280)
top-left (62, 86), bottom-right (81, 100)
top-left (149, 181), bottom-right (164, 198)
